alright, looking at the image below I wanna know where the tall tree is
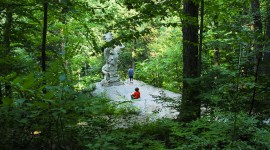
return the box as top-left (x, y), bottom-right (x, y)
top-left (199, 0), bottom-right (204, 70)
top-left (40, 0), bottom-right (48, 94)
top-left (41, 0), bottom-right (48, 73)
top-left (213, 14), bottom-right (220, 66)
top-left (262, 0), bottom-right (270, 76)
top-left (2, 6), bottom-right (13, 99)
top-left (249, 0), bottom-right (263, 115)
top-left (179, 0), bottom-right (200, 122)
top-left (0, 83), bottom-right (2, 104)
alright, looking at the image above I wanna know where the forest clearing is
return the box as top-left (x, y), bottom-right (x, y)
top-left (0, 0), bottom-right (270, 149)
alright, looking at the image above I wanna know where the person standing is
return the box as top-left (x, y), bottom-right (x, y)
top-left (128, 66), bottom-right (134, 83)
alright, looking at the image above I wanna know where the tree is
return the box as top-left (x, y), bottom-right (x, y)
top-left (41, 0), bottom-right (48, 73)
top-left (262, 0), bottom-right (270, 76)
top-left (1, 5), bottom-right (13, 99)
top-left (179, 0), bottom-right (200, 122)
top-left (199, 0), bottom-right (204, 69)
top-left (249, 0), bottom-right (263, 115)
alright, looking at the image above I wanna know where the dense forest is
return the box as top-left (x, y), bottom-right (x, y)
top-left (1, 0), bottom-right (270, 149)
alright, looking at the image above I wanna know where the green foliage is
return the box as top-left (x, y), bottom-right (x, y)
top-left (135, 27), bottom-right (182, 92)
top-left (1, 0), bottom-right (270, 149)
top-left (0, 72), bottom-right (132, 149)
top-left (169, 112), bottom-right (270, 149)
top-left (79, 114), bottom-right (270, 149)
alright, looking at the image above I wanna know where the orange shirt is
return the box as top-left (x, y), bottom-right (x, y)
top-left (132, 91), bottom-right (140, 99)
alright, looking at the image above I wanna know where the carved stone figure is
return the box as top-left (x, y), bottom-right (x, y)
top-left (101, 32), bottom-right (124, 86)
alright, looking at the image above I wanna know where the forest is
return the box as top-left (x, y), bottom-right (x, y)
top-left (0, 0), bottom-right (270, 149)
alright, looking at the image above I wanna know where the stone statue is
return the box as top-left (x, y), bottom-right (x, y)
top-left (101, 32), bottom-right (125, 86)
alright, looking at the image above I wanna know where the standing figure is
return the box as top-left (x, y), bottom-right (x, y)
top-left (128, 66), bottom-right (134, 83)
top-left (101, 32), bottom-right (124, 86)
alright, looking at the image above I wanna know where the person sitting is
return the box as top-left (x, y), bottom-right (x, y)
top-left (131, 87), bottom-right (140, 99)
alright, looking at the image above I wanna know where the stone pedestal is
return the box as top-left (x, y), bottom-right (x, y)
top-left (100, 71), bottom-right (123, 86)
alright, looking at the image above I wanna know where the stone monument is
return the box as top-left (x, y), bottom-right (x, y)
top-left (101, 32), bottom-right (124, 86)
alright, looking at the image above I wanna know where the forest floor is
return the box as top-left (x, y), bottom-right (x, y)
top-left (92, 79), bottom-right (181, 124)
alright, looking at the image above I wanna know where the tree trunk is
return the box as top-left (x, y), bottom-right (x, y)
top-left (3, 6), bottom-right (13, 98)
top-left (132, 38), bottom-right (136, 70)
top-left (59, 0), bottom-right (71, 82)
top-left (249, 0), bottom-right (263, 115)
top-left (41, 0), bottom-right (48, 72)
top-left (262, 2), bottom-right (270, 76)
top-left (179, 0), bottom-right (200, 122)
top-left (214, 48), bottom-right (220, 66)
top-left (132, 23), bottom-right (137, 70)
top-left (41, 0), bottom-right (48, 93)
top-left (198, 0), bottom-right (204, 71)
top-left (213, 15), bottom-right (219, 66)
top-left (0, 83), bottom-right (2, 104)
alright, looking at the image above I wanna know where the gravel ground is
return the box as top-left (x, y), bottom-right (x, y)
top-left (92, 79), bottom-right (181, 120)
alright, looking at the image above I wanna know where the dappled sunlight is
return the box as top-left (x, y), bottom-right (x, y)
top-left (92, 79), bottom-right (181, 123)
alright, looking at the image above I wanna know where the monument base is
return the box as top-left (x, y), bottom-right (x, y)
top-left (100, 79), bottom-right (124, 87)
